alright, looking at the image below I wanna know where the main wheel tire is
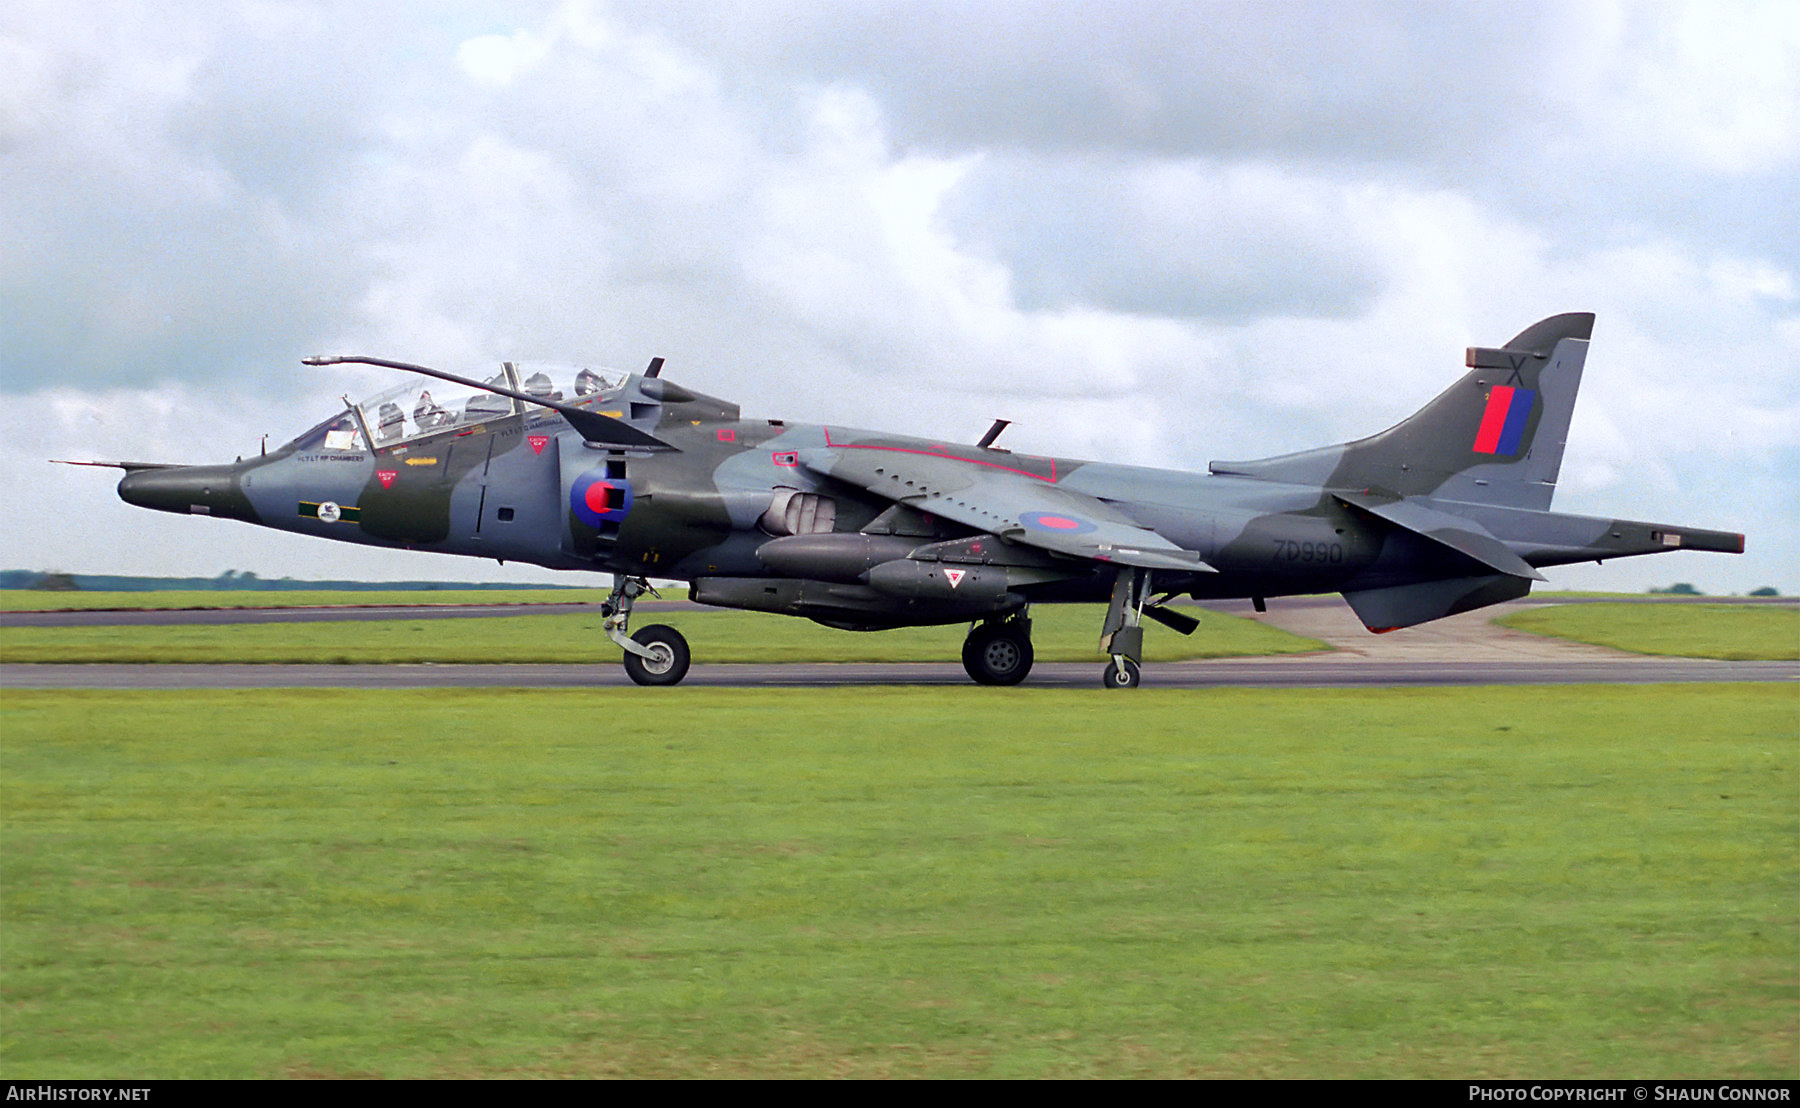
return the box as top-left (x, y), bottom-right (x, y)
top-left (1101, 658), bottom-right (1141, 689)
top-left (962, 625), bottom-right (1034, 686)
top-left (623, 624), bottom-right (691, 686)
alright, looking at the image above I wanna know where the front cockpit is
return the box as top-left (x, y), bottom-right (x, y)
top-left (283, 362), bottom-right (631, 454)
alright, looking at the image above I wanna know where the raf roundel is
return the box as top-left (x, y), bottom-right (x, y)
top-left (569, 470), bottom-right (634, 528)
top-left (1018, 510), bottom-right (1097, 535)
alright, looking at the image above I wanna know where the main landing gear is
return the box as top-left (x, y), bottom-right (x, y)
top-left (603, 574), bottom-right (690, 686)
top-left (962, 569), bottom-right (1190, 689)
top-left (961, 614), bottom-right (1034, 686)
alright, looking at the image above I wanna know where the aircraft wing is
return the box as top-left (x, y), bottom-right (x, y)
top-left (797, 445), bottom-right (1213, 572)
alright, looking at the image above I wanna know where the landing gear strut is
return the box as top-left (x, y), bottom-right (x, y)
top-left (1098, 568), bottom-right (1149, 689)
top-left (961, 614), bottom-right (1034, 686)
top-left (603, 574), bottom-right (691, 686)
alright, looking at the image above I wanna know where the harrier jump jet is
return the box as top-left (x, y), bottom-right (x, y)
top-left (88, 313), bottom-right (1743, 687)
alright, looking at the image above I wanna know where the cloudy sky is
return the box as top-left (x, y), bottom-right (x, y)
top-left (3, 0), bottom-right (1795, 593)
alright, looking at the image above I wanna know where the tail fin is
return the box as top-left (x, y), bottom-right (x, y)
top-left (1209, 312), bottom-right (1594, 510)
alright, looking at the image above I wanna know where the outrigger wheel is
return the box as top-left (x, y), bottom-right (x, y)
top-left (622, 624), bottom-right (690, 687)
top-left (961, 618), bottom-right (1034, 686)
top-left (1098, 567), bottom-right (1150, 690)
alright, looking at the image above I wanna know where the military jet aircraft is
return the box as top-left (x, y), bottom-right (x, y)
top-left (82, 312), bottom-right (1742, 687)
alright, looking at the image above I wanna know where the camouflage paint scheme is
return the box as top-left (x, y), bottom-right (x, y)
top-left (105, 313), bottom-right (1743, 687)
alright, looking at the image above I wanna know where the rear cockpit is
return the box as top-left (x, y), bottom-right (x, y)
top-left (285, 362), bottom-right (630, 453)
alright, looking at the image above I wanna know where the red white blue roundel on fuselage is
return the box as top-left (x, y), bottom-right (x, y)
top-left (570, 471), bottom-right (633, 527)
top-left (1018, 510), bottom-right (1097, 535)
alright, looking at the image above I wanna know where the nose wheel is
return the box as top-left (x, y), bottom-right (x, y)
top-left (622, 624), bottom-right (691, 686)
top-left (603, 574), bottom-right (692, 686)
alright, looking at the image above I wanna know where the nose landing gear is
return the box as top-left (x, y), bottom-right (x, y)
top-left (622, 624), bottom-right (691, 686)
top-left (603, 575), bottom-right (691, 686)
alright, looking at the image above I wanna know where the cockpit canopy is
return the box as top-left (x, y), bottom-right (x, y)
top-left (286, 362), bottom-right (630, 453)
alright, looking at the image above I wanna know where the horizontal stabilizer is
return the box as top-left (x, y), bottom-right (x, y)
top-left (1342, 574), bottom-right (1534, 633)
top-left (1334, 492), bottom-right (1545, 581)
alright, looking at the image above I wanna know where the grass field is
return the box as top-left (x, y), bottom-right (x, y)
top-left (3, 685), bottom-right (1793, 1078)
top-left (0, 604), bottom-right (1325, 665)
top-left (1500, 603), bottom-right (1799, 661)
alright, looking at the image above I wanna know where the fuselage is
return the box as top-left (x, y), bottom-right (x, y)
top-left (118, 386), bottom-right (1630, 609)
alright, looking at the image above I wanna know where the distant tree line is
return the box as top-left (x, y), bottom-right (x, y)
top-left (0, 570), bottom-right (585, 592)
top-left (1642, 583), bottom-right (1784, 598)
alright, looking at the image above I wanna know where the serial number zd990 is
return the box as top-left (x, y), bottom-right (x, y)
top-left (1273, 540), bottom-right (1344, 564)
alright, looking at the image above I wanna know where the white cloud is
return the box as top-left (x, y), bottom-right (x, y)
top-left (3, 0), bottom-right (1793, 594)
top-left (1565, 0), bottom-right (1800, 175)
top-left (456, 30), bottom-right (551, 88)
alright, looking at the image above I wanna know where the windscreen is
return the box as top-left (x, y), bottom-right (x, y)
top-left (284, 410), bottom-right (365, 453)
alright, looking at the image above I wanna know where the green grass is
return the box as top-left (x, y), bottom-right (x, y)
top-left (0, 588), bottom-right (615, 611)
top-left (0, 605), bottom-right (1323, 664)
top-left (3, 686), bottom-right (1793, 1078)
top-left (1501, 603), bottom-right (1799, 661)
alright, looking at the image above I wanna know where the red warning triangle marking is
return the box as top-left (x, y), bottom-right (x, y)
top-left (945, 569), bottom-right (966, 588)
top-left (528, 435), bottom-right (548, 455)
top-left (376, 470), bottom-right (397, 489)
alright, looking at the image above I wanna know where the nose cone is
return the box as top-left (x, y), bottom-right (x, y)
top-left (118, 464), bottom-right (260, 523)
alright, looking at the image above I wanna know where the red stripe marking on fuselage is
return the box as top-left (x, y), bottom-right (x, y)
top-left (822, 428), bottom-right (1059, 481)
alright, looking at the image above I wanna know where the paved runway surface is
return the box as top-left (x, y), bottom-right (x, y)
top-left (3, 596), bottom-right (1793, 689)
